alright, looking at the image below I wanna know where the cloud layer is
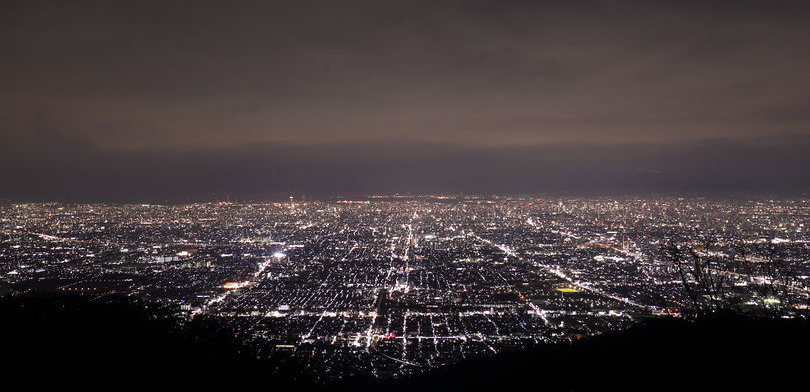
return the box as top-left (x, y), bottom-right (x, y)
top-left (1, 1), bottom-right (809, 200)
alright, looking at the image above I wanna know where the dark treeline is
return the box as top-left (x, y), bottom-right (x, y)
top-left (2, 292), bottom-right (808, 391)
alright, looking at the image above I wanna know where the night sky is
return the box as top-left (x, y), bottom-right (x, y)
top-left (2, 1), bottom-right (809, 202)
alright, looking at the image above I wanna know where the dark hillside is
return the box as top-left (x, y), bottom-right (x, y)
top-left (2, 293), bottom-right (807, 391)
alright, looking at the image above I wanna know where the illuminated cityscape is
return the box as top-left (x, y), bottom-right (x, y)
top-left (3, 196), bottom-right (808, 380)
top-left (3, 1), bottom-right (810, 388)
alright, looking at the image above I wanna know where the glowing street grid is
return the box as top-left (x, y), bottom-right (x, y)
top-left (2, 196), bottom-right (809, 379)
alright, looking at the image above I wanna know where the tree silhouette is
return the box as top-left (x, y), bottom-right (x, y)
top-left (663, 238), bottom-right (733, 316)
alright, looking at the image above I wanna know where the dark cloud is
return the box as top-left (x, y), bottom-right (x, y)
top-left (1, 1), bottom-right (809, 200)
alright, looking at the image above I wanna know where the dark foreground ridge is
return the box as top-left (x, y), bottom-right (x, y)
top-left (2, 292), bottom-right (808, 391)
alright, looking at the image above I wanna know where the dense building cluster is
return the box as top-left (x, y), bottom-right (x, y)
top-left (2, 196), bottom-right (808, 378)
